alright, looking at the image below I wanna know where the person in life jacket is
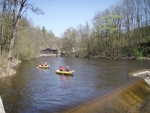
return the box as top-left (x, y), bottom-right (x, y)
top-left (40, 62), bottom-right (43, 66)
top-left (66, 66), bottom-right (69, 71)
top-left (60, 66), bottom-right (64, 71)
top-left (44, 62), bottom-right (48, 66)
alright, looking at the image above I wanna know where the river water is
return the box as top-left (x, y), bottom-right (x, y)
top-left (0, 57), bottom-right (149, 113)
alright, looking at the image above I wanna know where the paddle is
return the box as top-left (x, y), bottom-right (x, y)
top-left (71, 70), bottom-right (75, 74)
top-left (72, 70), bottom-right (75, 72)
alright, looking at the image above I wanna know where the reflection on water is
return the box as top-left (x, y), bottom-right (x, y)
top-left (0, 57), bottom-right (149, 113)
top-left (57, 74), bottom-right (73, 81)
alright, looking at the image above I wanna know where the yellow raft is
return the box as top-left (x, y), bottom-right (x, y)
top-left (56, 70), bottom-right (75, 75)
top-left (38, 65), bottom-right (50, 69)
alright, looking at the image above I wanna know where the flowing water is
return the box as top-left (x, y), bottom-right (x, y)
top-left (0, 57), bottom-right (149, 113)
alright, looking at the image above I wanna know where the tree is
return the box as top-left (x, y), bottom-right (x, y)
top-left (61, 27), bottom-right (78, 56)
top-left (6, 0), bottom-right (44, 73)
top-left (42, 26), bottom-right (46, 34)
top-left (84, 22), bottom-right (92, 57)
top-left (60, 0), bottom-right (150, 58)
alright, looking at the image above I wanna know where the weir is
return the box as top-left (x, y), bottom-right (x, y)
top-left (0, 97), bottom-right (5, 113)
top-left (64, 69), bottom-right (150, 113)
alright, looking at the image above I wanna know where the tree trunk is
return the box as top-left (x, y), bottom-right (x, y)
top-left (5, 0), bottom-right (42, 74)
top-left (6, 0), bottom-right (18, 73)
top-left (7, 26), bottom-right (17, 73)
top-left (0, 26), bottom-right (2, 55)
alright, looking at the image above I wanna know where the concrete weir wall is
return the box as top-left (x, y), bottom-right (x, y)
top-left (64, 70), bottom-right (150, 113)
top-left (0, 97), bottom-right (5, 113)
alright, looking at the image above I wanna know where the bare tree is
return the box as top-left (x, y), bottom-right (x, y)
top-left (7, 0), bottom-right (44, 73)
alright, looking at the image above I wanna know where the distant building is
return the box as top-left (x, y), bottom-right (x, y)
top-left (40, 48), bottom-right (58, 54)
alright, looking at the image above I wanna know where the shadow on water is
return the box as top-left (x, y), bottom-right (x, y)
top-left (0, 57), bottom-right (150, 113)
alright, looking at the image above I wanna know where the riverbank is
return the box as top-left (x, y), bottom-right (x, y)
top-left (0, 58), bottom-right (21, 78)
top-left (0, 58), bottom-right (21, 113)
top-left (65, 53), bottom-right (150, 60)
top-left (0, 54), bottom-right (59, 78)
top-left (88, 56), bottom-right (150, 60)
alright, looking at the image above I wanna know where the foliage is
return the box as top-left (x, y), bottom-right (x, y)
top-left (60, 0), bottom-right (150, 58)
top-left (0, 0), bottom-right (150, 63)
top-left (0, 0), bottom-right (60, 64)
top-left (14, 21), bottom-right (60, 60)
top-left (133, 49), bottom-right (143, 58)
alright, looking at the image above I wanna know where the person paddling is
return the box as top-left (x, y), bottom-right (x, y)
top-left (66, 66), bottom-right (69, 71)
top-left (60, 66), bottom-right (64, 71)
top-left (40, 62), bottom-right (44, 66)
top-left (44, 62), bottom-right (48, 66)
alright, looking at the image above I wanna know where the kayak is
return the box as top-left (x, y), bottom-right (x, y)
top-left (38, 65), bottom-right (50, 69)
top-left (56, 70), bottom-right (75, 75)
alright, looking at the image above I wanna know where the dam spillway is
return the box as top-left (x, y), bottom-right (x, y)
top-left (63, 70), bottom-right (150, 113)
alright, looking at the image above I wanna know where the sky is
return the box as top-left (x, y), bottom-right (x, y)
top-left (27, 0), bottom-right (120, 37)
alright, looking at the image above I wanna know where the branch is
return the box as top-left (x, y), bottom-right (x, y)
top-left (14, 0), bottom-right (27, 26)
top-left (25, 3), bottom-right (44, 15)
top-left (15, 0), bottom-right (44, 25)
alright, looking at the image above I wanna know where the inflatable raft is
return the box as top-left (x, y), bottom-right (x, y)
top-left (56, 70), bottom-right (75, 75)
top-left (38, 65), bottom-right (50, 69)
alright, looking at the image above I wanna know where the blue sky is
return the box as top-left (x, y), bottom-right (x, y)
top-left (27, 0), bottom-right (120, 37)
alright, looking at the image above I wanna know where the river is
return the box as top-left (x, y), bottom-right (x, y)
top-left (0, 57), bottom-right (149, 113)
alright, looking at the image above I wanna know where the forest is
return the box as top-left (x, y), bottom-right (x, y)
top-left (0, 0), bottom-right (150, 73)
top-left (61, 0), bottom-right (150, 59)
